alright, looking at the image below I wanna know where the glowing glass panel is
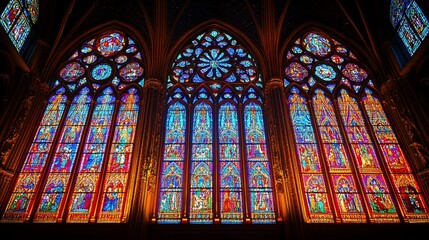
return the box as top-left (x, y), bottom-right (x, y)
top-left (244, 102), bottom-right (276, 223)
top-left (98, 88), bottom-right (139, 222)
top-left (67, 88), bottom-right (115, 222)
top-left (158, 102), bottom-right (187, 223)
top-left (219, 102), bottom-right (243, 223)
top-left (314, 63), bottom-right (336, 81)
top-left (313, 89), bottom-right (366, 222)
top-left (160, 29), bottom-right (274, 224)
top-left (119, 62), bottom-right (144, 82)
top-left (303, 33), bottom-right (331, 57)
top-left (33, 88), bottom-right (91, 222)
top-left (189, 102), bottom-right (213, 224)
top-left (95, 32), bottom-right (125, 57)
top-left (60, 62), bottom-right (85, 82)
top-left (363, 90), bottom-right (429, 221)
top-left (289, 89), bottom-right (334, 222)
top-left (338, 90), bottom-right (399, 222)
top-left (285, 62), bottom-right (308, 82)
top-left (91, 63), bottom-right (113, 81)
top-left (342, 63), bottom-right (368, 82)
top-left (0, 0), bottom-right (38, 51)
top-left (2, 89), bottom-right (67, 222)
top-left (390, 0), bottom-right (429, 56)
top-left (169, 30), bottom-right (259, 85)
top-left (2, 30), bottom-right (145, 224)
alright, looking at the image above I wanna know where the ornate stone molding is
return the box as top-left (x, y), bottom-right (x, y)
top-left (144, 78), bottom-right (163, 92)
top-left (380, 78), bottom-right (398, 97)
top-left (265, 78), bottom-right (284, 95)
top-left (381, 77), bottom-right (429, 168)
top-left (0, 73), bottom-right (47, 167)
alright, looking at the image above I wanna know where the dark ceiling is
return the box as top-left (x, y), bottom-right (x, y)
top-left (43, 0), bottom-right (389, 47)
top-left (38, 0), bottom-right (392, 79)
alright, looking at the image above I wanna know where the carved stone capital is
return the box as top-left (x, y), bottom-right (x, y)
top-left (380, 78), bottom-right (399, 98)
top-left (144, 78), bottom-right (163, 92)
top-left (37, 81), bottom-right (50, 95)
top-left (265, 78), bottom-right (283, 94)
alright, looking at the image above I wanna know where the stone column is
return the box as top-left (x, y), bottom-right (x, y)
top-left (381, 77), bottom-right (429, 195)
top-left (0, 74), bottom-right (49, 213)
top-left (127, 78), bottom-right (164, 239)
top-left (264, 78), bottom-right (304, 239)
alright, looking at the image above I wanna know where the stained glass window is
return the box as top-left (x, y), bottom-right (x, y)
top-left (362, 90), bottom-right (429, 217)
top-left (0, 0), bottom-right (38, 51)
top-left (284, 31), bottom-right (429, 223)
top-left (157, 29), bottom-right (276, 224)
top-left (390, 0), bottom-right (429, 55)
top-left (2, 30), bottom-right (145, 223)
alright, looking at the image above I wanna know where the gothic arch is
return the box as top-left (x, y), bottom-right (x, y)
top-left (1, 29), bottom-right (147, 223)
top-left (281, 29), bottom-right (429, 223)
top-left (156, 27), bottom-right (277, 224)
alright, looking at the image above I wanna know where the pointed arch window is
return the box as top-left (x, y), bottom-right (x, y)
top-left (0, 0), bottom-right (38, 51)
top-left (157, 29), bottom-right (276, 224)
top-left (283, 31), bottom-right (429, 223)
top-left (390, 0), bottom-right (429, 56)
top-left (2, 30), bottom-right (145, 223)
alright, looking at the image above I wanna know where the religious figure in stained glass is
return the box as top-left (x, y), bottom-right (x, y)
top-left (158, 29), bottom-right (276, 224)
top-left (390, 0), bottom-right (429, 55)
top-left (2, 31), bottom-right (145, 223)
top-left (284, 30), bottom-right (429, 223)
top-left (0, 0), bottom-right (38, 51)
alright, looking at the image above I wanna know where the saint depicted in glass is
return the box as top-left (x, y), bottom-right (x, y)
top-left (283, 31), bottom-right (429, 223)
top-left (2, 30), bottom-right (145, 223)
top-left (157, 29), bottom-right (276, 224)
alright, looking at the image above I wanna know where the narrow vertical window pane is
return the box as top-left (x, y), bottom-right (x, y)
top-left (0, 0), bottom-right (21, 31)
top-left (9, 11), bottom-right (30, 50)
top-left (244, 102), bottom-right (276, 223)
top-left (312, 89), bottom-right (365, 222)
top-left (158, 102), bottom-right (187, 223)
top-left (338, 90), bottom-right (399, 222)
top-left (219, 102), bottom-right (243, 223)
top-left (25, 0), bottom-right (39, 24)
top-left (67, 88), bottom-right (116, 222)
top-left (363, 89), bottom-right (429, 222)
top-left (189, 102), bottom-right (213, 224)
top-left (390, 0), bottom-right (429, 56)
top-left (34, 88), bottom-right (92, 222)
top-left (2, 88), bottom-right (67, 222)
top-left (406, 1), bottom-right (429, 40)
top-left (98, 88), bottom-right (139, 223)
top-left (288, 89), bottom-right (333, 223)
top-left (398, 18), bottom-right (421, 55)
top-left (0, 0), bottom-right (38, 51)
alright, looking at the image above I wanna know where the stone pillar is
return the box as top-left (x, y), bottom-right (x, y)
top-left (264, 78), bottom-right (304, 239)
top-left (381, 78), bottom-right (429, 195)
top-left (127, 78), bottom-right (164, 239)
top-left (0, 74), bottom-right (49, 213)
